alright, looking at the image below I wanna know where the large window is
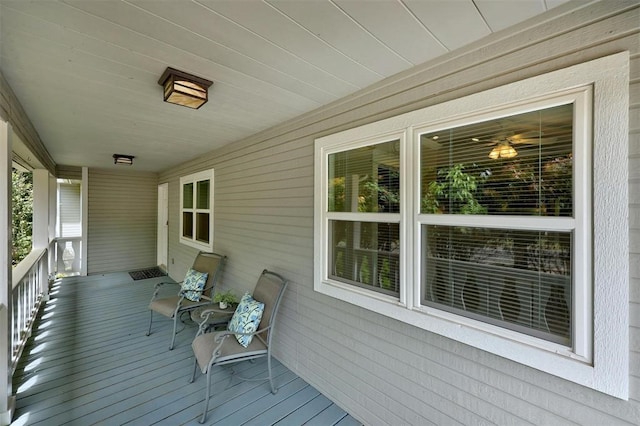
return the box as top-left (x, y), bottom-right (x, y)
top-left (419, 102), bottom-right (577, 347)
top-left (314, 53), bottom-right (629, 398)
top-left (180, 169), bottom-right (214, 251)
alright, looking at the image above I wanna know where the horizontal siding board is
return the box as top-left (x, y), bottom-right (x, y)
top-left (217, 182), bottom-right (311, 200)
top-left (87, 168), bottom-right (158, 274)
top-left (55, 165), bottom-right (82, 179)
top-left (218, 169), bottom-right (313, 192)
top-left (217, 195), bottom-right (312, 209)
top-left (296, 295), bottom-right (545, 425)
top-left (213, 142), bottom-right (313, 172)
top-left (216, 213), bottom-right (311, 229)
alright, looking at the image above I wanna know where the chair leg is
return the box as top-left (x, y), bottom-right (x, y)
top-left (169, 314), bottom-right (178, 350)
top-left (190, 357), bottom-right (198, 383)
top-left (268, 353), bottom-right (277, 394)
top-left (146, 310), bottom-right (153, 336)
top-left (200, 368), bottom-right (212, 424)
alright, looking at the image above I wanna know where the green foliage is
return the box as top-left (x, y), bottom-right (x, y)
top-left (361, 171), bottom-right (399, 212)
top-left (422, 164), bottom-right (487, 215)
top-left (359, 256), bottom-right (370, 284)
top-left (12, 168), bottom-right (33, 266)
top-left (328, 177), bottom-right (345, 212)
top-left (213, 290), bottom-right (238, 304)
top-left (379, 258), bottom-right (392, 289)
top-left (329, 169), bottom-right (400, 213)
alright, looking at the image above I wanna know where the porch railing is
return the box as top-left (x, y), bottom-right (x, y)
top-left (10, 247), bottom-right (48, 373)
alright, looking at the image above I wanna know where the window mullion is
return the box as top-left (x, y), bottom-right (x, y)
top-left (419, 214), bottom-right (575, 232)
top-left (326, 212), bottom-right (401, 223)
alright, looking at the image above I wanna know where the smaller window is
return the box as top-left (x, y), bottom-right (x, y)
top-left (180, 169), bottom-right (214, 251)
top-left (325, 139), bottom-right (402, 298)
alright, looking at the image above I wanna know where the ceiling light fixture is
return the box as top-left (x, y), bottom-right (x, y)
top-left (113, 154), bottom-right (134, 165)
top-left (488, 142), bottom-right (518, 159)
top-left (158, 67), bottom-right (213, 109)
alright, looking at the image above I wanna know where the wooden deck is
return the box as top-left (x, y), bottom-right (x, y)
top-left (11, 273), bottom-right (359, 426)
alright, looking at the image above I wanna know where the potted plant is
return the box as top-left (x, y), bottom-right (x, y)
top-left (213, 290), bottom-right (237, 309)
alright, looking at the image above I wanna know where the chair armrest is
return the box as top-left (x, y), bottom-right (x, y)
top-left (207, 326), bottom-right (273, 359)
top-left (150, 280), bottom-right (182, 301)
top-left (214, 325), bottom-right (272, 342)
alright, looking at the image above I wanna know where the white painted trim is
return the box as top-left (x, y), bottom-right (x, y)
top-left (48, 174), bottom-right (56, 243)
top-left (81, 167), bottom-right (88, 276)
top-left (32, 169), bottom-right (49, 249)
top-left (179, 169), bottom-right (214, 252)
top-left (314, 52), bottom-right (629, 399)
top-left (157, 183), bottom-right (169, 270)
top-left (32, 170), bottom-right (51, 300)
top-left (0, 120), bottom-right (13, 424)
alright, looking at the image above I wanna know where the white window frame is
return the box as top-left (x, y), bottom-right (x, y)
top-left (415, 91), bottom-right (589, 356)
top-left (314, 53), bottom-right (629, 399)
top-left (179, 169), bottom-right (214, 251)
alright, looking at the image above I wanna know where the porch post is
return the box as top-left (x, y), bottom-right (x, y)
top-left (0, 121), bottom-right (14, 425)
top-left (32, 170), bottom-right (50, 249)
top-left (33, 169), bottom-right (50, 300)
top-left (81, 166), bottom-right (88, 276)
top-left (49, 175), bottom-right (57, 279)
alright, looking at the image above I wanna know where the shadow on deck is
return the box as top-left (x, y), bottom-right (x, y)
top-left (11, 273), bottom-right (359, 426)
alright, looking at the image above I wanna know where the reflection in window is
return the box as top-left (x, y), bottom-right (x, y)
top-left (196, 180), bottom-right (209, 209)
top-left (326, 140), bottom-right (400, 296)
top-left (330, 220), bottom-right (400, 297)
top-left (183, 183), bottom-right (193, 209)
top-left (329, 140), bottom-right (400, 213)
top-left (423, 225), bottom-right (571, 344)
top-left (420, 103), bottom-right (574, 345)
top-left (421, 104), bottom-right (573, 217)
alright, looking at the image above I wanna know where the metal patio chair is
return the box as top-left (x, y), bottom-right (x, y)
top-left (190, 269), bottom-right (288, 423)
top-left (147, 251), bottom-right (226, 350)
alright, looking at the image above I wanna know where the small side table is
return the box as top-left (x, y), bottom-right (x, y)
top-left (190, 304), bottom-right (235, 331)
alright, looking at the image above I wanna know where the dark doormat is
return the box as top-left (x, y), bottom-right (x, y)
top-left (129, 267), bottom-right (167, 281)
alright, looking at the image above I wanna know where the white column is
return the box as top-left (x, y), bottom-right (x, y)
top-left (32, 169), bottom-right (49, 249)
top-left (0, 121), bottom-right (14, 425)
top-left (49, 175), bottom-right (57, 278)
top-left (81, 167), bottom-right (88, 276)
top-left (32, 169), bottom-right (50, 300)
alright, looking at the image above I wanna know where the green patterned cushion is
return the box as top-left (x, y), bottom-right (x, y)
top-left (180, 268), bottom-right (208, 302)
top-left (228, 293), bottom-right (265, 347)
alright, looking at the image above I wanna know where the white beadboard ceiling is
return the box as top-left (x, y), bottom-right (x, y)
top-left (0, 0), bottom-right (570, 172)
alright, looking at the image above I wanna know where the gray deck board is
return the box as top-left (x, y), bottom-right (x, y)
top-left (273, 394), bottom-right (334, 426)
top-left (243, 385), bottom-right (322, 426)
top-left (11, 273), bottom-right (359, 426)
